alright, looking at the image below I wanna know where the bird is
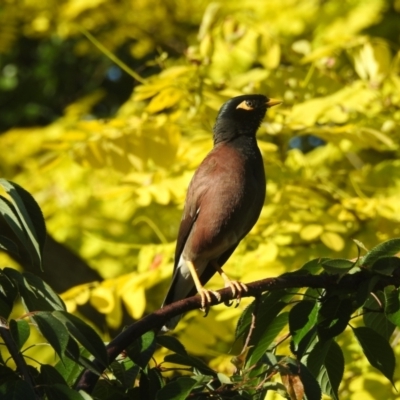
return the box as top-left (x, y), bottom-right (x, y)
top-left (161, 94), bottom-right (281, 331)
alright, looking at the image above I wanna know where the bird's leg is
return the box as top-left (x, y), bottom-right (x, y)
top-left (211, 261), bottom-right (248, 307)
top-left (186, 260), bottom-right (221, 313)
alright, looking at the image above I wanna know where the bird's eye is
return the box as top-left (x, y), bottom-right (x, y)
top-left (236, 100), bottom-right (254, 111)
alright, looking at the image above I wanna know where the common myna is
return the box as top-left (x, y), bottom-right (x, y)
top-left (162, 94), bottom-right (281, 331)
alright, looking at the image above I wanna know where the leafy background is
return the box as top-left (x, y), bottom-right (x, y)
top-left (1, 0), bottom-right (400, 398)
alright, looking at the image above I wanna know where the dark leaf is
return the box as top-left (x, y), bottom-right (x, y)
top-left (39, 364), bottom-right (68, 386)
top-left (55, 353), bottom-right (84, 386)
top-left (0, 273), bottom-right (17, 319)
top-left (318, 340), bottom-right (344, 400)
top-left (385, 287), bottom-right (400, 327)
top-left (353, 326), bottom-right (395, 383)
top-left (363, 294), bottom-right (395, 340)
top-left (0, 380), bottom-right (37, 400)
top-left (9, 319), bottom-right (30, 351)
top-left (321, 259), bottom-right (354, 274)
top-left (300, 258), bottom-right (328, 274)
top-left (4, 268), bottom-right (65, 312)
top-left (44, 383), bottom-right (86, 400)
top-left (0, 195), bottom-right (37, 267)
top-left (298, 362), bottom-right (322, 400)
top-left (156, 335), bottom-right (187, 356)
top-left (0, 235), bottom-right (20, 257)
top-left (53, 311), bottom-right (108, 367)
top-left (0, 179), bottom-right (46, 270)
top-left (235, 290), bottom-right (291, 341)
top-left (317, 297), bottom-right (353, 342)
top-left (155, 377), bottom-right (199, 400)
top-left (371, 257), bottom-right (400, 276)
top-left (245, 312), bottom-right (288, 368)
top-left (362, 238), bottom-right (400, 268)
top-left (163, 353), bottom-right (215, 376)
top-left (126, 330), bottom-right (156, 369)
top-left (32, 312), bottom-right (69, 360)
top-left (289, 301), bottom-right (318, 348)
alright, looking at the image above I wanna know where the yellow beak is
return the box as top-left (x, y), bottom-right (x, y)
top-left (266, 98), bottom-right (282, 107)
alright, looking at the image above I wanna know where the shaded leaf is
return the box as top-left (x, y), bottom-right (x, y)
top-left (155, 377), bottom-right (199, 400)
top-left (353, 326), bottom-right (395, 383)
top-left (318, 340), bottom-right (344, 400)
top-left (9, 319), bottom-right (30, 351)
top-left (53, 311), bottom-right (108, 367)
top-left (156, 335), bottom-right (187, 356)
top-left (362, 238), bottom-right (400, 268)
top-left (0, 179), bottom-right (46, 269)
top-left (163, 353), bottom-right (215, 376)
top-left (44, 383), bottom-right (86, 400)
top-left (363, 293), bottom-right (395, 340)
top-left (0, 380), bottom-right (37, 400)
top-left (32, 312), bottom-right (70, 360)
top-left (126, 330), bottom-right (156, 369)
top-left (247, 312), bottom-right (288, 368)
top-left (289, 301), bottom-right (318, 347)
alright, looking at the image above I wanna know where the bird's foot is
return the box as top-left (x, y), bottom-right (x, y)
top-left (197, 288), bottom-right (221, 316)
top-left (224, 280), bottom-right (248, 307)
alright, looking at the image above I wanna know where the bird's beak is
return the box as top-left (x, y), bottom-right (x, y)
top-left (266, 98), bottom-right (282, 108)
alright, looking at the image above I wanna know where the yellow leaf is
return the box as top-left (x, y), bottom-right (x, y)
top-left (300, 224), bottom-right (323, 241)
top-left (321, 232), bottom-right (345, 252)
top-left (122, 286), bottom-right (146, 320)
top-left (146, 87), bottom-right (184, 113)
top-left (90, 286), bottom-right (115, 314)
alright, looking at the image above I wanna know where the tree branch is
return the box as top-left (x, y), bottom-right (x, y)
top-left (75, 270), bottom-right (400, 393)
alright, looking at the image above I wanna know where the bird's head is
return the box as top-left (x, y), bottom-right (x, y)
top-left (213, 94), bottom-right (281, 144)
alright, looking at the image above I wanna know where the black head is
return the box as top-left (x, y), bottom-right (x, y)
top-left (213, 94), bottom-right (281, 144)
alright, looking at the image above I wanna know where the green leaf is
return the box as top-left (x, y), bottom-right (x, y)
top-left (44, 383), bottom-right (87, 400)
top-left (318, 340), bottom-right (344, 400)
top-left (321, 258), bottom-right (354, 274)
top-left (385, 287), bottom-right (400, 327)
top-left (235, 290), bottom-right (291, 341)
top-left (163, 353), bottom-right (216, 376)
top-left (0, 195), bottom-right (36, 266)
top-left (0, 179), bottom-right (46, 270)
top-left (0, 273), bottom-right (17, 319)
top-left (0, 380), bottom-right (37, 400)
top-left (4, 268), bottom-right (66, 312)
top-left (353, 326), bottom-right (395, 383)
top-left (0, 363), bottom-right (17, 385)
top-left (363, 294), bottom-right (395, 340)
top-left (305, 340), bottom-right (331, 377)
top-left (356, 275), bottom-right (381, 308)
top-left (299, 362), bottom-right (322, 400)
top-left (245, 312), bottom-right (288, 368)
top-left (0, 235), bottom-right (20, 257)
top-left (39, 364), bottom-right (68, 385)
top-left (317, 297), bottom-right (353, 342)
top-left (55, 355), bottom-right (84, 386)
top-left (300, 258), bottom-right (328, 274)
top-left (53, 311), bottom-right (108, 367)
top-left (126, 330), bottom-right (156, 368)
top-left (155, 377), bottom-right (199, 400)
top-left (9, 319), bottom-right (30, 351)
top-left (32, 312), bottom-right (70, 360)
top-left (289, 301), bottom-right (318, 347)
top-left (371, 257), bottom-right (400, 276)
top-left (156, 335), bottom-right (187, 355)
top-left (362, 238), bottom-right (400, 268)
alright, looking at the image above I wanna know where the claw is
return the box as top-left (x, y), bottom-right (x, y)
top-left (224, 280), bottom-right (248, 307)
top-left (197, 288), bottom-right (221, 316)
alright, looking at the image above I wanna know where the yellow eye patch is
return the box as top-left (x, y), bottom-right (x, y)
top-left (236, 100), bottom-right (254, 110)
